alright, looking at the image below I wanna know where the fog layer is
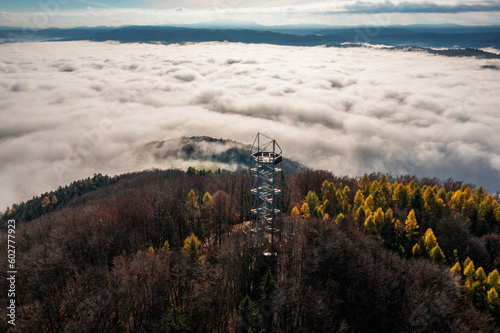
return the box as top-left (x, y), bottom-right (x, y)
top-left (1, 41), bottom-right (499, 208)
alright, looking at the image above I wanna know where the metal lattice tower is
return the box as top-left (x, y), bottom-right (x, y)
top-left (250, 133), bottom-right (282, 243)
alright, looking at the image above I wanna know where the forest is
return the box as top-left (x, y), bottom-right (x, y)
top-left (1, 168), bottom-right (500, 332)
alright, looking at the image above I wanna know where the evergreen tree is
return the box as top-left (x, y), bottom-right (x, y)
top-left (373, 207), bottom-right (385, 235)
top-left (476, 267), bottom-right (487, 283)
top-left (450, 262), bottom-right (461, 274)
top-left (237, 296), bottom-right (258, 333)
top-left (353, 190), bottom-right (365, 213)
top-left (364, 214), bottom-right (377, 235)
top-left (301, 203), bottom-right (310, 218)
top-left (487, 270), bottom-right (500, 290)
top-left (183, 233), bottom-right (201, 260)
top-left (359, 173), bottom-right (371, 197)
top-left (259, 270), bottom-right (276, 300)
top-left (393, 183), bottom-right (409, 210)
top-left (423, 228), bottom-right (438, 253)
top-left (163, 305), bottom-right (189, 333)
top-left (404, 209), bottom-right (419, 243)
top-left (304, 191), bottom-right (321, 217)
top-left (429, 245), bottom-right (445, 263)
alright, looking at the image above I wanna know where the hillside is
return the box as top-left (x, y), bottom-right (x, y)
top-left (1, 168), bottom-right (499, 331)
top-left (142, 136), bottom-right (307, 175)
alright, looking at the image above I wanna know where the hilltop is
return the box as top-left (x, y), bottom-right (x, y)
top-left (1, 167), bottom-right (499, 331)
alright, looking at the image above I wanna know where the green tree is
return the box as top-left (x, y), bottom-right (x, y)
top-left (372, 189), bottom-right (387, 210)
top-left (487, 269), bottom-right (500, 290)
top-left (259, 270), bottom-right (276, 300)
top-left (393, 183), bottom-right (409, 210)
top-left (359, 173), bottom-right (371, 197)
top-left (364, 195), bottom-right (375, 213)
top-left (424, 188), bottom-right (439, 218)
top-left (410, 187), bottom-right (424, 214)
top-left (321, 181), bottom-right (339, 216)
top-left (304, 191), bottom-right (321, 217)
top-left (429, 245), bottom-right (445, 263)
top-left (163, 305), bottom-right (189, 333)
top-left (475, 267), bottom-right (487, 283)
top-left (237, 296), bottom-right (258, 333)
top-left (202, 192), bottom-right (212, 204)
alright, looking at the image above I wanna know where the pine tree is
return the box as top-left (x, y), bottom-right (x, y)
top-left (364, 214), bottom-right (377, 235)
top-left (372, 189), bottom-right (387, 210)
top-left (487, 269), bottom-right (500, 290)
top-left (464, 261), bottom-right (476, 288)
top-left (186, 189), bottom-right (199, 210)
top-left (404, 209), bottom-right (419, 242)
top-left (259, 270), bottom-right (276, 300)
top-left (475, 267), bottom-right (487, 283)
top-left (364, 195), bottom-right (375, 213)
top-left (424, 188), bottom-right (439, 218)
top-left (50, 195), bottom-right (58, 206)
top-left (373, 207), bottom-right (385, 235)
top-left (163, 305), bottom-right (189, 333)
top-left (183, 233), bottom-right (201, 260)
top-left (237, 296), bottom-right (258, 333)
top-left (423, 228), bottom-right (438, 253)
top-left (353, 190), bottom-right (365, 213)
top-left (412, 243), bottom-right (421, 257)
top-left (393, 183), bottom-right (409, 210)
top-left (429, 245), bottom-right (445, 263)
top-left (450, 262), bottom-right (461, 274)
top-left (487, 288), bottom-right (500, 318)
top-left (301, 203), bottom-right (310, 218)
top-left (41, 196), bottom-right (51, 209)
top-left (359, 173), bottom-right (371, 197)
top-left (335, 213), bottom-right (345, 226)
top-left (304, 191), bottom-right (320, 217)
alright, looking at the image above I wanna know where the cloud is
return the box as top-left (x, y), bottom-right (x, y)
top-left (0, 41), bottom-right (500, 209)
top-left (2, 1), bottom-right (500, 28)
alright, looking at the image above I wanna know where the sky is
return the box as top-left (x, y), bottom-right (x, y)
top-left (1, 41), bottom-right (499, 209)
top-left (1, 0), bottom-right (500, 27)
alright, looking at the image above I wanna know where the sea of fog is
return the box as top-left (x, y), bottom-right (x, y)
top-left (1, 41), bottom-right (500, 209)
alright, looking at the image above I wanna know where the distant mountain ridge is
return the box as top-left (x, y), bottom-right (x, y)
top-left (2, 24), bottom-right (500, 54)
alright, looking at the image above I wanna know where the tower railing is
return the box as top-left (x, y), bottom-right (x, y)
top-left (250, 133), bottom-right (282, 240)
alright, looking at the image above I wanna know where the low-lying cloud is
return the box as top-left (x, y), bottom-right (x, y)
top-left (1, 41), bottom-right (499, 209)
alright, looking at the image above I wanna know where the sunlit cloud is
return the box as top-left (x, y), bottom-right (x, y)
top-left (0, 41), bottom-right (499, 209)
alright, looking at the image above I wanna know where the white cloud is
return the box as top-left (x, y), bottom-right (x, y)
top-left (0, 41), bottom-right (499, 209)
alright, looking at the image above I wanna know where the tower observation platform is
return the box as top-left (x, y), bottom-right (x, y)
top-left (250, 133), bottom-right (282, 237)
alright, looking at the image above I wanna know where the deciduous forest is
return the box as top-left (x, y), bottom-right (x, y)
top-left (1, 168), bottom-right (500, 332)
